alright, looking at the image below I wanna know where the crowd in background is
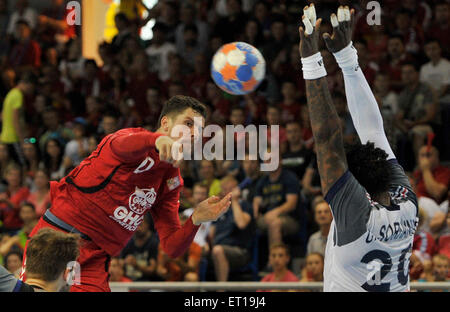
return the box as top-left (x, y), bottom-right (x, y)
top-left (0, 0), bottom-right (449, 289)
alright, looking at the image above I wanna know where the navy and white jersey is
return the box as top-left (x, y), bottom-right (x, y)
top-left (323, 159), bottom-right (418, 292)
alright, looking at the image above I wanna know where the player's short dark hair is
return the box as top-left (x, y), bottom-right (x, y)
top-left (26, 228), bottom-right (80, 282)
top-left (345, 141), bottom-right (392, 198)
top-left (157, 95), bottom-right (207, 128)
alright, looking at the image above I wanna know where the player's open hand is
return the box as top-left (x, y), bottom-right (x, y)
top-left (298, 4), bottom-right (322, 58)
top-left (322, 6), bottom-right (356, 53)
top-left (155, 135), bottom-right (183, 168)
top-left (191, 193), bottom-right (232, 225)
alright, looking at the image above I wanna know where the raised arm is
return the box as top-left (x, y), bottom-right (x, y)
top-left (299, 4), bottom-right (348, 196)
top-left (322, 6), bottom-right (395, 160)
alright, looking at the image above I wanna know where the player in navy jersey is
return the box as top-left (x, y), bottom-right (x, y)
top-left (299, 5), bottom-right (418, 291)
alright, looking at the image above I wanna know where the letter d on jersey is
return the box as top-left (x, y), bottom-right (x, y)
top-left (134, 157), bottom-right (154, 174)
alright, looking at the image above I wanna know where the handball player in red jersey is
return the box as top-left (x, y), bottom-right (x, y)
top-left (20, 95), bottom-right (232, 292)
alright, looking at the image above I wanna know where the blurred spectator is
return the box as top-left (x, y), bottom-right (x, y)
top-left (144, 87), bottom-right (163, 127)
top-left (366, 24), bottom-right (389, 64)
top-left (240, 18), bottom-right (265, 50)
top-left (214, 0), bottom-right (248, 43)
top-left (155, 1), bottom-right (178, 43)
top-left (252, 1), bottom-right (271, 39)
top-left (206, 80), bottom-right (231, 126)
top-left (26, 169), bottom-right (51, 218)
top-left (300, 252), bottom-right (324, 282)
top-left (22, 138), bottom-right (41, 186)
top-left (8, 19), bottom-right (41, 74)
top-left (420, 39), bottom-right (450, 101)
top-left (108, 257), bottom-right (132, 283)
top-left (259, 243), bottom-right (299, 290)
top-left (185, 53), bottom-right (209, 101)
top-left (38, 0), bottom-right (77, 45)
top-left (198, 160), bottom-right (221, 197)
top-left (99, 110), bottom-right (120, 138)
top-left (13, 202), bottom-right (38, 248)
top-left (146, 22), bottom-right (176, 81)
top-left (1, 72), bottom-right (35, 164)
top-left (261, 14), bottom-right (290, 65)
top-left (414, 145), bottom-right (450, 206)
top-left (110, 12), bottom-right (132, 54)
top-left (127, 51), bottom-right (160, 114)
top-left (392, 8), bottom-right (425, 55)
top-left (175, 3), bottom-right (209, 54)
top-left (6, 0), bottom-right (38, 35)
top-left (278, 81), bottom-right (301, 124)
top-left (0, 143), bottom-right (16, 183)
top-left (381, 35), bottom-right (415, 92)
top-left (395, 63), bottom-right (438, 161)
top-left (63, 118), bottom-right (89, 168)
top-left (0, 163), bottom-right (30, 233)
top-left (426, 2), bottom-right (450, 56)
top-left (239, 153), bottom-right (262, 204)
top-left (210, 176), bottom-right (254, 281)
top-left (42, 138), bottom-right (66, 181)
top-left (121, 215), bottom-right (159, 281)
top-left (420, 254), bottom-right (449, 282)
top-left (281, 121), bottom-right (313, 181)
top-left (3, 250), bottom-right (23, 278)
top-left (157, 212), bottom-right (202, 282)
top-left (38, 108), bottom-right (73, 154)
top-left (265, 105), bottom-right (287, 154)
top-left (178, 24), bottom-right (204, 70)
top-left (253, 149), bottom-right (301, 256)
top-left (306, 196), bottom-right (332, 257)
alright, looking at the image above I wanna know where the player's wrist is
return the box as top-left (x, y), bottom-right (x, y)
top-left (191, 212), bottom-right (201, 226)
top-left (301, 52), bottom-right (327, 80)
top-left (333, 41), bottom-right (359, 74)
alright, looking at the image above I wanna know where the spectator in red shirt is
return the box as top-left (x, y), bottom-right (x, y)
top-left (414, 145), bottom-right (450, 205)
top-left (206, 80), bottom-right (232, 126)
top-left (392, 9), bottom-right (425, 56)
top-left (8, 19), bottom-right (41, 75)
top-left (185, 53), bottom-right (209, 101)
top-left (26, 169), bottom-right (51, 218)
top-left (259, 243), bottom-right (299, 291)
top-left (300, 252), bottom-right (324, 282)
top-left (0, 163), bottom-right (30, 233)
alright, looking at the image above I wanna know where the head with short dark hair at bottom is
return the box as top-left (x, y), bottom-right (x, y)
top-left (345, 141), bottom-right (392, 198)
top-left (26, 228), bottom-right (80, 283)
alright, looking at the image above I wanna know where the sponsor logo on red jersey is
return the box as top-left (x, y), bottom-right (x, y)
top-left (110, 187), bottom-right (157, 231)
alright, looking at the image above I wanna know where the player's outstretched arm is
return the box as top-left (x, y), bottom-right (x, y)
top-left (299, 4), bottom-right (348, 196)
top-left (322, 6), bottom-right (395, 160)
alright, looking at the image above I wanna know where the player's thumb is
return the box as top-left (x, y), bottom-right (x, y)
top-left (322, 33), bottom-right (333, 49)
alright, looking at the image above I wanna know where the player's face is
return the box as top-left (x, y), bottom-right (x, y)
top-left (168, 108), bottom-right (205, 144)
top-left (269, 247), bottom-right (290, 271)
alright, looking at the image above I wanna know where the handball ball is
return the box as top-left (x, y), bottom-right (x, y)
top-left (211, 42), bottom-right (266, 95)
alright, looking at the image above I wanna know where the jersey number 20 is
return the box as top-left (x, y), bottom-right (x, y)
top-left (360, 244), bottom-right (411, 292)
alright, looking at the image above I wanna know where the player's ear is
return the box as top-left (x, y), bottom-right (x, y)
top-left (160, 116), bottom-right (170, 133)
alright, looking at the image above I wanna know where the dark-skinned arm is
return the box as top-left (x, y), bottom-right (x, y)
top-left (299, 5), bottom-right (348, 196)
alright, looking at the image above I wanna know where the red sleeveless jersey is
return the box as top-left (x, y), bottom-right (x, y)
top-left (49, 128), bottom-right (199, 256)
